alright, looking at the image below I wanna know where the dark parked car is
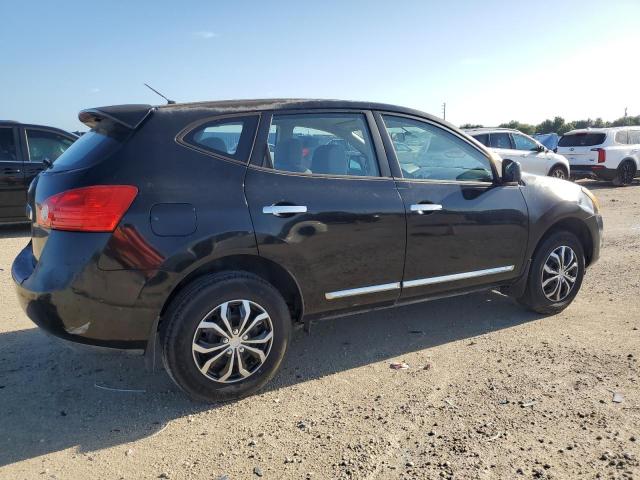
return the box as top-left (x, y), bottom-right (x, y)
top-left (0, 121), bottom-right (76, 223)
top-left (12, 100), bottom-right (603, 401)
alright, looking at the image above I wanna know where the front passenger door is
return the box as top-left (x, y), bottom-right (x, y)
top-left (512, 132), bottom-right (548, 175)
top-left (378, 114), bottom-right (529, 301)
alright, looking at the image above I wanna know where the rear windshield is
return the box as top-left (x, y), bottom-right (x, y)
top-left (49, 131), bottom-right (122, 172)
top-left (558, 133), bottom-right (606, 147)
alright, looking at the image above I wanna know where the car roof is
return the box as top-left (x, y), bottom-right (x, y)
top-left (0, 120), bottom-right (77, 137)
top-left (156, 97), bottom-right (447, 122)
top-left (564, 126), bottom-right (640, 135)
top-left (462, 127), bottom-right (520, 134)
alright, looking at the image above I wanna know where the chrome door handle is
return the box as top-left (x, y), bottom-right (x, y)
top-left (263, 205), bottom-right (308, 216)
top-left (410, 204), bottom-right (443, 213)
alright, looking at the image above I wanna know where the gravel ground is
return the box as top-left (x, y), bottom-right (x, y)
top-left (0, 180), bottom-right (638, 480)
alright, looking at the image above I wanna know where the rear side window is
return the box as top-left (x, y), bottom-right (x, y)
top-left (558, 133), bottom-right (606, 147)
top-left (471, 134), bottom-right (489, 146)
top-left (0, 127), bottom-right (17, 161)
top-left (26, 129), bottom-right (75, 163)
top-left (182, 115), bottom-right (259, 162)
top-left (629, 130), bottom-right (640, 145)
top-left (615, 130), bottom-right (629, 144)
top-left (489, 132), bottom-right (513, 149)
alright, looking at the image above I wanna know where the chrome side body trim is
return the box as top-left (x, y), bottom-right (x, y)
top-left (324, 266), bottom-right (515, 300)
top-left (325, 282), bottom-right (401, 300)
top-left (402, 265), bottom-right (515, 288)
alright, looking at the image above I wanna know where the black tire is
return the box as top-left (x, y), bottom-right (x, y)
top-left (517, 231), bottom-right (585, 314)
top-left (549, 165), bottom-right (568, 180)
top-left (161, 271), bottom-right (292, 402)
top-left (611, 160), bottom-right (636, 186)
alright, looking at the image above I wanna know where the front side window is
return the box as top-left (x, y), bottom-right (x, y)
top-left (183, 115), bottom-right (259, 162)
top-left (512, 133), bottom-right (539, 151)
top-left (383, 115), bottom-right (494, 182)
top-left (615, 130), bottom-right (629, 144)
top-left (0, 127), bottom-right (17, 161)
top-left (266, 113), bottom-right (379, 177)
top-left (26, 129), bottom-right (74, 163)
top-left (489, 132), bottom-right (513, 149)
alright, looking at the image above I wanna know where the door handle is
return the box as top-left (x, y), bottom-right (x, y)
top-left (410, 204), bottom-right (443, 213)
top-left (263, 205), bottom-right (308, 216)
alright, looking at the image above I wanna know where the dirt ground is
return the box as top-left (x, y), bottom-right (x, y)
top-left (0, 180), bottom-right (638, 480)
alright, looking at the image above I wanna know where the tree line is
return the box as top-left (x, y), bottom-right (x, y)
top-left (460, 113), bottom-right (640, 136)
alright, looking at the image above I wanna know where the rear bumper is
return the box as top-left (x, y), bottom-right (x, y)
top-left (570, 165), bottom-right (616, 181)
top-left (12, 241), bottom-right (156, 349)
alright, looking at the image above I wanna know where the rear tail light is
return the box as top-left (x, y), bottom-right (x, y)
top-left (36, 185), bottom-right (138, 232)
top-left (591, 148), bottom-right (606, 163)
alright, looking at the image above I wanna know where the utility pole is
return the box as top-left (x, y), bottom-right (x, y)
top-left (442, 102), bottom-right (447, 121)
top-left (624, 107), bottom-right (628, 125)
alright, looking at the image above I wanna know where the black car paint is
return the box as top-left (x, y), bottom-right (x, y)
top-left (0, 122), bottom-right (77, 223)
top-left (12, 99), bottom-right (603, 351)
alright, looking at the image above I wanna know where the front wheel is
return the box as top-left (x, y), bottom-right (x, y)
top-left (517, 231), bottom-right (585, 314)
top-left (549, 165), bottom-right (568, 180)
top-left (161, 272), bottom-right (292, 402)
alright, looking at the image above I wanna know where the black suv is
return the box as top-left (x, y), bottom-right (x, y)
top-left (0, 121), bottom-right (76, 223)
top-left (12, 100), bottom-right (603, 401)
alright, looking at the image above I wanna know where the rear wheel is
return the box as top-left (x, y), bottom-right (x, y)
top-left (549, 165), bottom-right (568, 180)
top-left (161, 272), bottom-right (292, 402)
top-left (517, 231), bottom-right (585, 314)
top-left (612, 160), bottom-right (636, 186)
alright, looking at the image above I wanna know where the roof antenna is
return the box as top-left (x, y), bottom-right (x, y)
top-left (144, 83), bottom-right (176, 104)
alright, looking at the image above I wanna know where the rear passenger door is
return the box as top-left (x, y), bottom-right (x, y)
top-left (0, 126), bottom-right (25, 221)
top-left (244, 110), bottom-right (406, 317)
top-left (488, 132), bottom-right (521, 164)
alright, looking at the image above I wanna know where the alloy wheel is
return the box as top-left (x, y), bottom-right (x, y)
top-left (620, 162), bottom-right (635, 184)
top-left (541, 246), bottom-right (578, 302)
top-left (192, 300), bottom-right (273, 383)
top-left (552, 168), bottom-right (566, 179)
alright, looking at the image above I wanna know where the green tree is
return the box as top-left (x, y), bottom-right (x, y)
top-left (459, 123), bottom-right (483, 129)
top-left (498, 120), bottom-right (536, 135)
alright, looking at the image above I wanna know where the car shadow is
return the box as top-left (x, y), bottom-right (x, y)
top-left (0, 290), bottom-right (542, 467)
top-left (575, 178), bottom-right (640, 189)
top-left (0, 224), bottom-right (30, 239)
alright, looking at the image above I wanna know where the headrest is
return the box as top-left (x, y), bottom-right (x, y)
top-left (312, 144), bottom-right (347, 175)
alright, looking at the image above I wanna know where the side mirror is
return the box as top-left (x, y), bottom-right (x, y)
top-left (502, 159), bottom-right (522, 185)
top-left (536, 144), bottom-right (546, 153)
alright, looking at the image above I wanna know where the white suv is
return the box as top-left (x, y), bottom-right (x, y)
top-left (464, 128), bottom-right (570, 179)
top-left (557, 127), bottom-right (640, 186)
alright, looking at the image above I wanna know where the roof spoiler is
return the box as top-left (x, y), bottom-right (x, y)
top-left (78, 104), bottom-right (153, 130)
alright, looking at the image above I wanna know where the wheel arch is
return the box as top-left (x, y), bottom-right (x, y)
top-left (158, 254), bottom-right (305, 329)
top-left (533, 217), bottom-right (594, 267)
top-left (620, 157), bottom-right (638, 172)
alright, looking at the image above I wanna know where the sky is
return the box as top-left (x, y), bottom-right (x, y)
top-left (2, 0), bottom-right (639, 131)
